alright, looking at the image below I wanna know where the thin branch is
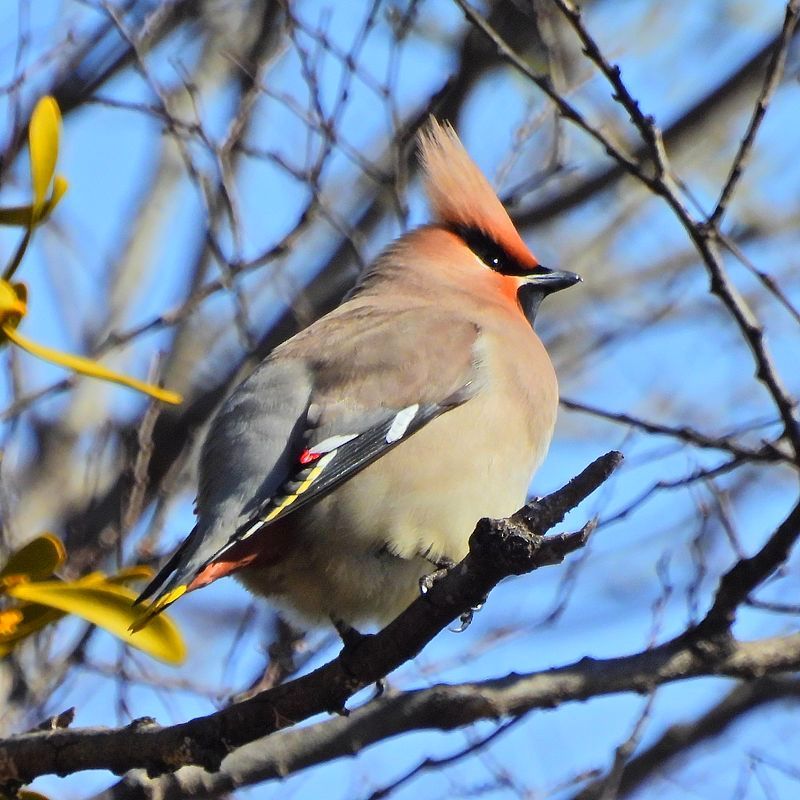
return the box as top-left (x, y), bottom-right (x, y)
top-left (708, 0), bottom-right (800, 226)
top-left (462, 0), bottom-right (800, 461)
top-left (570, 678), bottom-right (800, 800)
top-left (561, 397), bottom-right (787, 464)
top-left (548, 0), bottom-right (670, 177)
top-left (362, 717), bottom-right (524, 800)
top-left (451, 0), bottom-right (653, 187)
top-left (745, 598), bottom-right (800, 615)
top-left (512, 21), bottom-right (800, 229)
top-left (696, 498), bottom-right (800, 635)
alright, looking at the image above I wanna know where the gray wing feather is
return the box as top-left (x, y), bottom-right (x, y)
top-left (137, 357), bottom-right (313, 603)
top-left (138, 305), bottom-right (481, 604)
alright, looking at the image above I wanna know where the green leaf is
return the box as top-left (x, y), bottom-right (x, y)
top-left (6, 579), bottom-right (186, 665)
top-left (0, 534), bottom-right (65, 582)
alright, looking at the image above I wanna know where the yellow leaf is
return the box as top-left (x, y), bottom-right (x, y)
top-left (6, 580), bottom-right (186, 665)
top-left (29, 97), bottom-right (61, 218)
top-left (1, 324), bottom-right (183, 404)
top-left (106, 565), bottom-right (154, 584)
top-left (0, 280), bottom-right (27, 332)
top-left (0, 608), bottom-right (23, 636)
top-left (0, 534), bottom-right (65, 582)
top-left (0, 602), bottom-right (63, 653)
top-left (130, 584), bottom-right (186, 633)
top-left (0, 178), bottom-right (67, 229)
top-left (72, 566), bottom-right (152, 586)
top-left (0, 565), bottom-right (154, 656)
top-left (47, 175), bottom-right (68, 214)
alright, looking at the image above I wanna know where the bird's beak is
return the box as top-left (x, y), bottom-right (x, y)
top-left (522, 267), bottom-right (582, 294)
top-left (516, 268), bottom-right (581, 325)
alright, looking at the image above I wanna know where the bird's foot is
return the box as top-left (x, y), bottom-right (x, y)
top-left (419, 555), bottom-right (456, 596)
top-left (418, 554), bottom-right (484, 631)
top-left (450, 599), bottom-right (485, 632)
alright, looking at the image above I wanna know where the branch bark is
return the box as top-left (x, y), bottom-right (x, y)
top-left (97, 637), bottom-right (800, 799)
top-left (0, 452), bottom-right (622, 788)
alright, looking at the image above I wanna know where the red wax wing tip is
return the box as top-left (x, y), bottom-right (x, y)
top-left (299, 449), bottom-right (321, 465)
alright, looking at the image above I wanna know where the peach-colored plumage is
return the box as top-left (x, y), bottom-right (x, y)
top-left (418, 118), bottom-right (539, 269)
top-left (135, 119), bottom-right (579, 629)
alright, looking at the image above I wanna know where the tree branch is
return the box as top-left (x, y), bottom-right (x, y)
top-left (0, 452), bottom-right (622, 788)
top-left (708, 0), bottom-right (800, 226)
top-left (461, 0), bottom-right (800, 461)
top-left (512, 7), bottom-right (800, 229)
top-left (97, 637), bottom-right (800, 799)
top-left (695, 498), bottom-right (800, 636)
top-left (570, 677), bottom-right (800, 800)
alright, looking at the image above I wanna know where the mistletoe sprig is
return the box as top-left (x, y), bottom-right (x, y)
top-left (0, 97), bottom-right (182, 405)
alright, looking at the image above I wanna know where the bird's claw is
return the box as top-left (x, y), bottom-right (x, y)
top-left (419, 568), bottom-right (447, 595)
top-left (331, 616), bottom-right (386, 699)
top-left (419, 555), bottom-right (456, 596)
top-left (449, 600), bottom-right (485, 633)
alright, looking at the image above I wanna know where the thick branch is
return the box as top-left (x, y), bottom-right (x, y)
top-left (100, 638), bottom-right (800, 799)
top-left (0, 452), bottom-right (621, 787)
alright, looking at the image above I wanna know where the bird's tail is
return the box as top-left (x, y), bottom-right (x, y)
top-left (129, 525), bottom-right (199, 632)
top-left (129, 584), bottom-right (188, 632)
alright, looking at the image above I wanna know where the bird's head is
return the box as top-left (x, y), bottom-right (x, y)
top-left (418, 118), bottom-right (580, 323)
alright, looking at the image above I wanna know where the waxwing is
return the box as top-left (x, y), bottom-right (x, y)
top-left (135, 119), bottom-right (580, 630)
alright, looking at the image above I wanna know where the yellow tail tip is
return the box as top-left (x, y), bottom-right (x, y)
top-left (129, 585), bottom-right (187, 632)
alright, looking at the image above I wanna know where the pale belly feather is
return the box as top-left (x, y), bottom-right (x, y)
top-left (239, 333), bottom-right (557, 626)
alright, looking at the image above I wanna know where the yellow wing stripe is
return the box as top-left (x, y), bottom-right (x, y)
top-left (262, 454), bottom-right (334, 523)
top-left (132, 452), bottom-right (339, 630)
top-left (129, 584), bottom-right (187, 632)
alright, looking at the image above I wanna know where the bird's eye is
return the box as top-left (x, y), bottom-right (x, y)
top-left (452, 226), bottom-right (514, 273)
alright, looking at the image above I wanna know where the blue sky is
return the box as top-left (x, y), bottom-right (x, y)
top-left (1, 1), bottom-right (799, 798)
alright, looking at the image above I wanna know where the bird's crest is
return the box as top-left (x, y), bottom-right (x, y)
top-left (418, 118), bottom-right (537, 268)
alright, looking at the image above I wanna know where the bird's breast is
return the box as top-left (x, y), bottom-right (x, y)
top-left (239, 324), bottom-right (558, 626)
top-left (302, 325), bottom-right (557, 560)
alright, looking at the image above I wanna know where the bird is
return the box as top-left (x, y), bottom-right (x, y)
top-left (134, 119), bottom-right (580, 634)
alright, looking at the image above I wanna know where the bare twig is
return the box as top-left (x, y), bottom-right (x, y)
top-left (696, 499), bottom-right (800, 635)
top-left (561, 397), bottom-right (787, 464)
top-left (463, 0), bottom-right (800, 460)
top-left (570, 678), bottom-right (800, 800)
top-left (548, 0), bottom-right (670, 177)
top-left (708, 0), bottom-right (800, 226)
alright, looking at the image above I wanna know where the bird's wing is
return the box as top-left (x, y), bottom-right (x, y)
top-left (133, 305), bottom-right (480, 620)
